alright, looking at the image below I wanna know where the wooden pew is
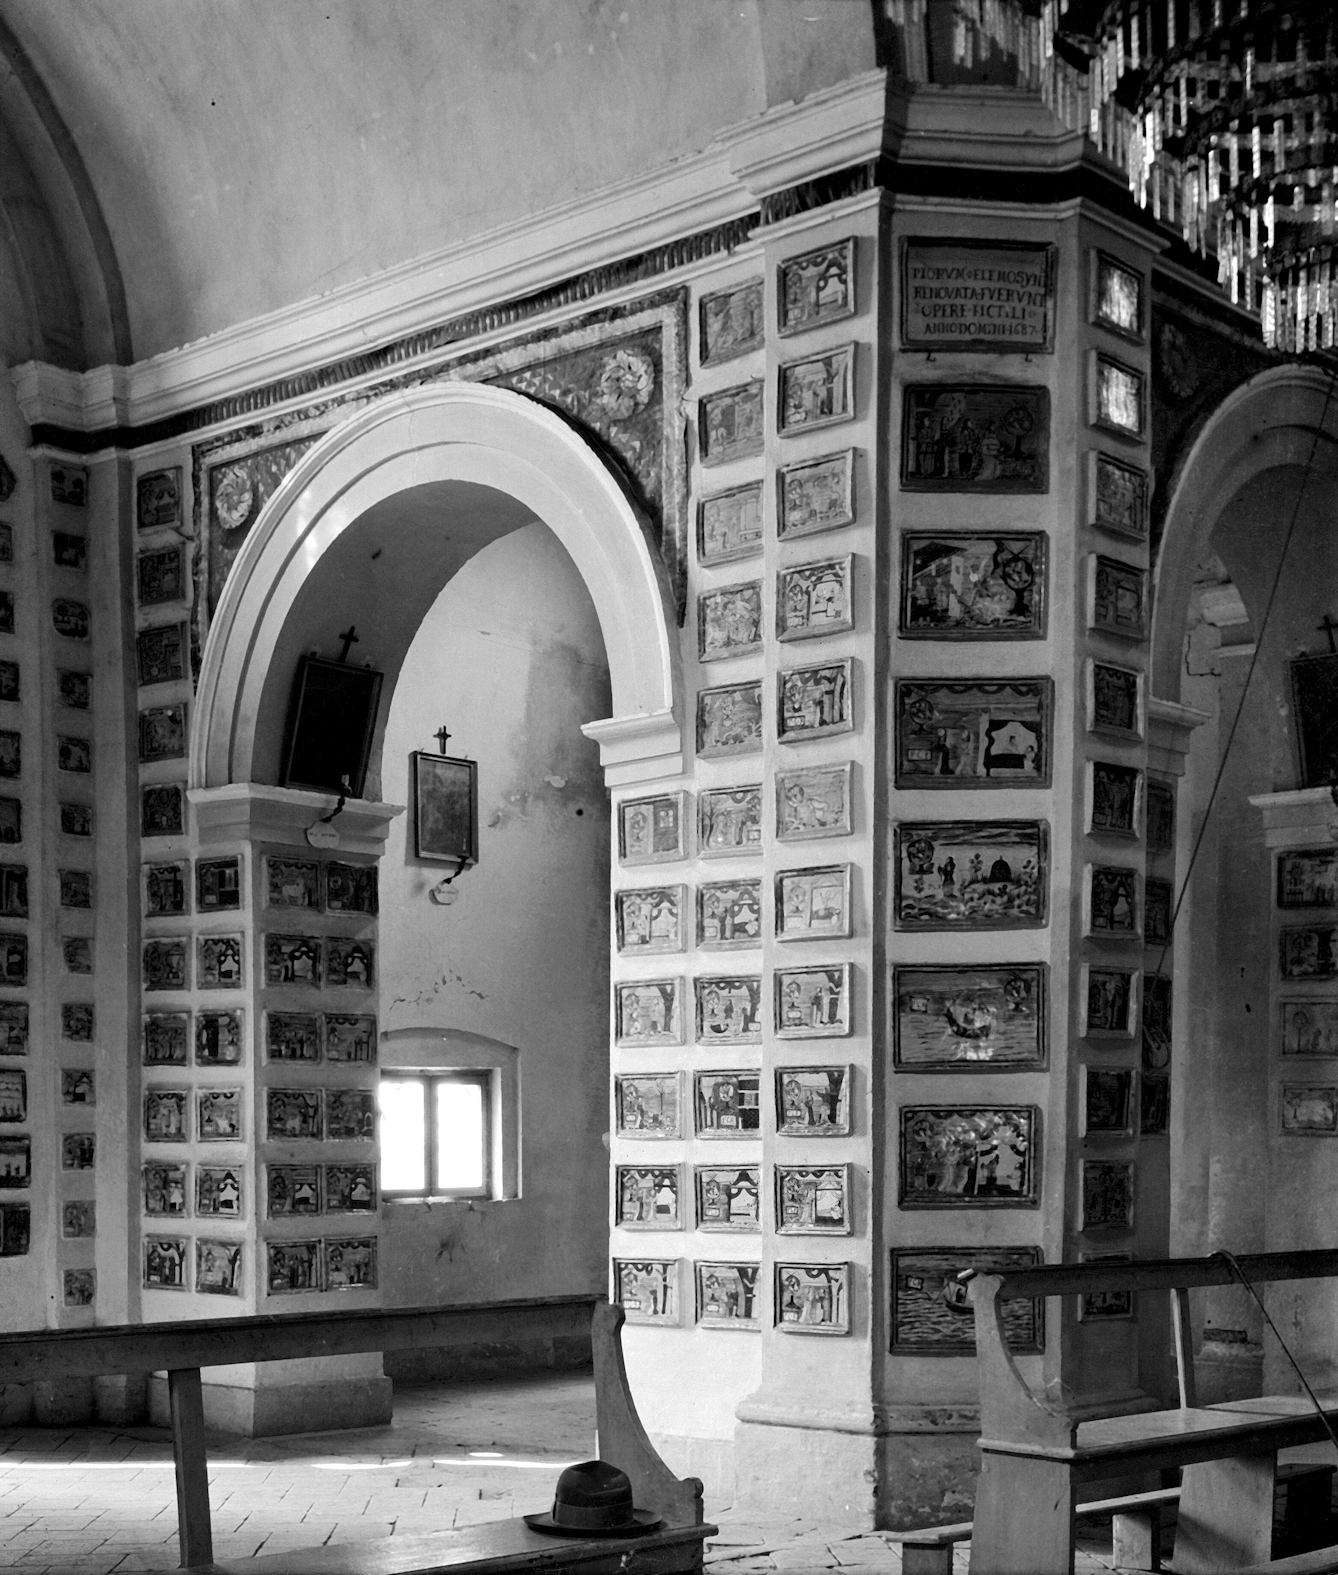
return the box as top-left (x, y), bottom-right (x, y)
top-left (0, 1295), bottom-right (713, 1574)
top-left (964, 1250), bottom-right (1338, 1575)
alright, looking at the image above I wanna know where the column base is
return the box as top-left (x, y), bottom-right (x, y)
top-left (733, 1408), bottom-right (983, 1530)
top-left (149, 1355), bottom-right (392, 1437)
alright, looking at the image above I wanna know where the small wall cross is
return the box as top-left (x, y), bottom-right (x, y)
top-left (435, 726), bottom-right (452, 754)
top-left (337, 625), bottom-right (359, 663)
top-left (1318, 613), bottom-right (1338, 655)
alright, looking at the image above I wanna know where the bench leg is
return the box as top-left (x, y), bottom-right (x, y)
top-left (1112, 1505), bottom-right (1161, 1572)
top-left (1175, 1454), bottom-right (1275, 1573)
top-left (903, 1546), bottom-right (955, 1575)
top-left (969, 1452), bottom-right (1075, 1575)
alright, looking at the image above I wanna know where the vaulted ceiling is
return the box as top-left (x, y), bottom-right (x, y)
top-left (0, 0), bottom-right (876, 368)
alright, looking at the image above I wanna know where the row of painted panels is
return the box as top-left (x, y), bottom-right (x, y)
top-left (143, 855), bottom-right (378, 917)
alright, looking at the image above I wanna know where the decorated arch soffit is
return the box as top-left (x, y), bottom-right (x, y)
top-left (191, 380), bottom-right (683, 795)
top-left (190, 286), bottom-right (689, 675)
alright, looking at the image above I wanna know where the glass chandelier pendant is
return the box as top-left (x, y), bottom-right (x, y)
top-left (1090, 0), bottom-right (1338, 352)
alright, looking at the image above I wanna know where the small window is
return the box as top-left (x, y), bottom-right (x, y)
top-left (378, 1072), bottom-right (490, 1198)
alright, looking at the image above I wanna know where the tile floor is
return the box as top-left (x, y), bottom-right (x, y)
top-left (0, 1371), bottom-right (1133, 1574)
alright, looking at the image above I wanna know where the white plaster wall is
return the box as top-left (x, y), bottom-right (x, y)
top-left (376, 521), bottom-right (613, 1311)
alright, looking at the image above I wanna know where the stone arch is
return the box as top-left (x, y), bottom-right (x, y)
top-left (1152, 363), bottom-right (1338, 702)
top-left (191, 381), bottom-right (683, 792)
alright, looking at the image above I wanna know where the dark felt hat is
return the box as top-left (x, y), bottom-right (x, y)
top-left (524, 1459), bottom-right (663, 1538)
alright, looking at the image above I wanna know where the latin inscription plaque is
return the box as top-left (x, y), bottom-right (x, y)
top-left (901, 239), bottom-right (1056, 353)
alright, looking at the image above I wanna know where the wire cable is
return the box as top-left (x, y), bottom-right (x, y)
top-left (1215, 1250), bottom-right (1338, 1457)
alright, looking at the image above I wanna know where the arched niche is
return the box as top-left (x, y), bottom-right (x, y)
top-left (191, 382), bottom-right (683, 794)
top-left (1152, 363), bottom-right (1338, 704)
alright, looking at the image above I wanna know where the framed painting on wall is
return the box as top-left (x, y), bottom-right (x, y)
top-left (615, 979), bottom-right (684, 1048)
top-left (901, 384), bottom-right (1049, 493)
top-left (1291, 654), bottom-right (1338, 787)
top-left (775, 1262), bottom-right (850, 1334)
top-left (1087, 450), bottom-right (1148, 541)
top-left (699, 280), bottom-right (764, 366)
top-left (618, 791), bottom-right (687, 867)
top-left (775, 1065), bottom-right (852, 1136)
top-left (774, 964), bottom-right (851, 1038)
top-left (776, 450), bottom-right (855, 541)
top-left (698, 482), bottom-right (764, 567)
top-left (892, 964), bottom-right (1046, 1071)
top-left (282, 657), bottom-right (383, 798)
top-left (699, 785), bottom-right (762, 858)
top-left (614, 1073), bottom-right (682, 1139)
top-left (899, 1106), bottom-right (1039, 1209)
top-left (412, 753), bottom-right (478, 869)
top-left (1086, 659), bottom-right (1144, 740)
top-left (893, 678), bottom-right (1052, 788)
top-left (899, 532), bottom-right (1046, 640)
top-left (890, 1246), bottom-right (1044, 1354)
top-left (1281, 1000), bottom-right (1338, 1057)
top-left (1281, 1084), bottom-right (1338, 1135)
top-left (695, 975), bottom-right (762, 1046)
top-left (1277, 848), bottom-right (1338, 909)
top-left (894, 820), bottom-right (1048, 931)
top-left (775, 1163), bottom-right (852, 1235)
top-left (613, 1258), bottom-right (680, 1325)
top-left (695, 1262), bottom-right (762, 1330)
top-left (777, 344), bottom-right (855, 435)
top-left (693, 1071), bottom-right (761, 1139)
top-left (695, 1166), bottom-right (761, 1233)
top-left (778, 238), bottom-right (856, 336)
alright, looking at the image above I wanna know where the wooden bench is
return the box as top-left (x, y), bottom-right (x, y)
top-left (900, 1465), bottom-right (1336, 1574)
top-left (963, 1249), bottom-right (1338, 1575)
top-left (0, 1295), bottom-right (714, 1574)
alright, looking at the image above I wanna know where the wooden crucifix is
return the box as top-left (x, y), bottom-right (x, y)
top-left (336, 625), bottom-right (359, 663)
top-left (1317, 613), bottom-right (1338, 655)
top-left (434, 726), bottom-right (452, 755)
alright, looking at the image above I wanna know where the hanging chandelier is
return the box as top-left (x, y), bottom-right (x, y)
top-left (1084, 0), bottom-right (1338, 352)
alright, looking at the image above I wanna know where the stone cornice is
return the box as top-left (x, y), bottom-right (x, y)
top-left (188, 783), bottom-right (404, 856)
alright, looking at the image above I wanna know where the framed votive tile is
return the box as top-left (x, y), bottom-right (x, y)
top-left (695, 1165), bottom-right (761, 1232)
top-left (612, 1257), bottom-right (680, 1325)
top-left (698, 482), bottom-right (764, 568)
top-left (1091, 250), bottom-right (1145, 341)
top-left (697, 879), bottom-right (761, 951)
top-left (614, 979), bottom-right (684, 1048)
top-left (775, 1262), bottom-right (850, 1334)
top-left (890, 1246), bottom-right (1044, 1354)
top-left (1082, 965), bottom-right (1138, 1039)
top-left (1281, 1000), bottom-right (1338, 1057)
top-left (696, 1262), bottom-right (762, 1330)
top-left (775, 1162), bottom-right (852, 1235)
top-left (614, 1164), bottom-right (683, 1230)
top-left (699, 381), bottom-right (764, 466)
top-left (698, 581), bottom-right (762, 663)
top-left (894, 820), bottom-right (1048, 932)
top-left (899, 1106), bottom-right (1039, 1209)
top-left (1088, 554), bottom-right (1149, 641)
top-left (1078, 1251), bottom-right (1134, 1321)
top-left (1091, 352), bottom-right (1146, 440)
top-left (777, 556), bottom-right (852, 643)
top-left (894, 677), bottom-right (1052, 789)
top-left (1087, 450), bottom-right (1148, 541)
top-left (775, 1064), bottom-right (852, 1135)
top-left (618, 791), bottom-right (688, 867)
top-left (1282, 1085), bottom-right (1338, 1137)
top-left (777, 449), bottom-right (854, 541)
top-left (901, 384), bottom-right (1049, 493)
top-left (777, 659), bottom-right (853, 744)
top-left (614, 1072), bottom-right (683, 1140)
top-left (892, 964), bottom-right (1047, 1071)
top-left (777, 343), bottom-right (854, 436)
top-left (778, 237), bottom-right (855, 336)
top-left (1080, 1160), bottom-right (1135, 1231)
top-left (137, 467), bottom-right (181, 530)
top-left (699, 279), bottom-right (764, 366)
top-left (775, 865), bottom-right (851, 943)
top-left (695, 974), bottom-right (762, 1047)
top-left (1081, 1065), bottom-right (1136, 1139)
top-left (693, 1069), bottom-right (761, 1139)
top-left (899, 531), bottom-right (1046, 640)
top-left (698, 784), bottom-right (762, 859)
top-left (1085, 865), bottom-right (1141, 942)
top-left (774, 964), bottom-right (851, 1038)
top-left (1086, 658), bottom-right (1145, 741)
top-left (776, 762), bottom-right (852, 842)
top-left (614, 886), bottom-right (687, 957)
top-left (1144, 879), bottom-right (1173, 947)
top-left (697, 680), bottom-right (763, 759)
top-left (1087, 760), bottom-right (1143, 839)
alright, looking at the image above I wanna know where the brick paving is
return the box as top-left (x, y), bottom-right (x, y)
top-left (0, 1372), bottom-right (1128, 1575)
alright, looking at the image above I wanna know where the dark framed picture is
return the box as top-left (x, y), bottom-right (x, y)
top-left (1281, 1085), bottom-right (1338, 1136)
top-left (1088, 761), bottom-right (1142, 838)
top-left (1081, 1066), bottom-right (1135, 1137)
top-left (137, 545), bottom-right (185, 606)
top-left (699, 380), bottom-right (764, 465)
top-left (894, 820), bottom-right (1048, 931)
top-left (778, 237), bottom-right (855, 336)
top-left (1087, 450), bottom-right (1148, 540)
top-left (1144, 878), bottom-right (1172, 946)
top-left (1092, 251), bottom-right (1144, 341)
top-left (699, 279), bottom-right (764, 365)
top-left (899, 1106), bottom-right (1039, 1208)
top-left (778, 344), bottom-right (855, 435)
top-left (890, 1246), bottom-right (1044, 1354)
top-left (281, 657), bottom-right (383, 798)
top-left (1086, 864), bottom-right (1141, 940)
top-left (137, 467), bottom-right (181, 530)
top-left (1081, 1160), bottom-right (1134, 1230)
top-left (892, 964), bottom-right (1046, 1071)
top-left (1089, 554), bottom-right (1148, 641)
top-left (1092, 352), bottom-right (1146, 438)
top-left (1290, 654), bottom-right (1338, 787)
top-left (143, 1011), bottom-right (188, 1067)
top-left (1079, 1251), bottom-right (1134, 1320)
top-left (412, 752), bottom-right (478, 869)
top-left (1281, 926), bottom-right (1338, 979)
top-left (1278, 848), bottom-right (1338, 909)
top-left (1142, 974), bottom-right (1172, 1071)
top-left (698, 482), bottom-right (763, 567)
top-left (698, 581), bottom-right (763, 662)
top-left (1282, 1001), bottom-right (1338, 1057)
top-left (138, 704), bottom-right (187, 763)
top-left (901, 384), bottom-right (1049, 492)
top-left (901, 238), bottom-right (1055, 353)
top-left (1084, 966), bottom-right (1137, 1037)
top-left (136, 623), bottom-right (188, 686)
top-left (1087, 658), bottom-right (1144, 740)
top-left (899, 531), bottom-right (1046, 639)
top-left (894, 678), bottom-right (1052, 787)
top-left (1146, 779), bottom-right (1175, 852)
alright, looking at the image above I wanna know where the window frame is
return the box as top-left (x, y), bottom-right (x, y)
top-left (378, 1069), bottom-right (492, 1200)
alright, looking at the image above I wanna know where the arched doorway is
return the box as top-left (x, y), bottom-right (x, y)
top-left (184, 382), bottom-right (682, 1422)
top-left (1153, 365), bottom-right (1338, 1399)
